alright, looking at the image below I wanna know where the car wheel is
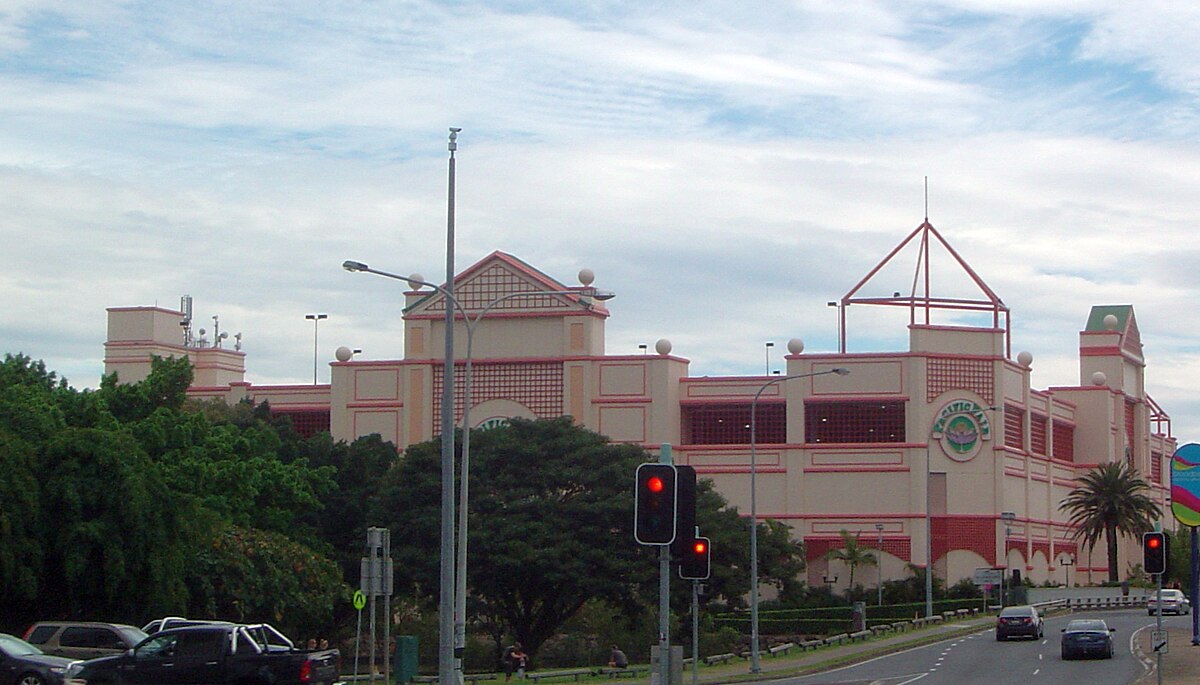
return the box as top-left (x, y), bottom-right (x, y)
top-left (17, 673), bottom-right (46, 685)
top-left (1061, 650), bottom-right (1070, 660)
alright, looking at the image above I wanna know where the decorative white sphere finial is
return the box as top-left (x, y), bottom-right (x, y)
top-left (1103, 314), bottom-right (1119, 331)
top-left (578, 268), bottom-right (595, 287)
top-left (1017, 351), bottom-right (1033, 367)
top-left (335, 346), bottom-right (353, 362)
top-left (655, 338), bottom-right (672, 356)
top-left (407, 273), bottom-right (425, 290)
top-left (787, 338), bottom-right (805, 355)
top-left (1091, 371), bottom-right (1107, 386)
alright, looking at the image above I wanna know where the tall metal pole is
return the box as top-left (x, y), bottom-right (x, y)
top-left (925, 438), bottom-right (934, 618)
top-left (690, 580), bottom-right (699, 685)
top-left (438, 127), bottom-right (460, 685)
top-left (748, 388), bottom-right (762, 674)
top-left (749, 368), bottom-right (848, 673)
top-left (876, 523), bottom-right (884, 607)
top-left (306, 313), bottom-right (326, 384)
top-left (1192, 526), bottom-right (1199, 645)
top-left (1156, 571), bottom-right (1163, 685)
top-left (658, 444), bottom-right (672, 685)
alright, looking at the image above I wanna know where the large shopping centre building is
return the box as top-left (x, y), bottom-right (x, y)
top-left (103, 221), bottom-right (1176, 590)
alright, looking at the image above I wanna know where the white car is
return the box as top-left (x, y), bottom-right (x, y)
top-left (1148, 589), bottom-right (1191, 615)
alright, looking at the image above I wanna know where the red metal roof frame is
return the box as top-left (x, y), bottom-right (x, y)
top-left (835, 221), bottom-right (1011, 357)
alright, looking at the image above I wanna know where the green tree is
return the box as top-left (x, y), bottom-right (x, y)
top-left (37, 426), bottom-right (190, 621)
top-left (823, 529), bottom-right (877, 589)
top-left (186, 524), bottom-right (347, 640)
top-left (378, 418), bottom-right (651, 658)
top-left (1060, 461), bottom-right (1162, 582)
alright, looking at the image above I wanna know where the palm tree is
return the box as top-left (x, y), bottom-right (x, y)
top-left (824, 529), bottom-right (878, 588)
top-left (1060, 461), bottom-right (1162, 582)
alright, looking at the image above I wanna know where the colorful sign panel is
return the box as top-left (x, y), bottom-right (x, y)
top-left (932, 399), bottom-right (993, 462)
top-left (1171, 443), bottom-right (1200, 527)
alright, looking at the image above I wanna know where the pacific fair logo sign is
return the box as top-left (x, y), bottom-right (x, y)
top-left (931, 400), bottom-right (992, 462)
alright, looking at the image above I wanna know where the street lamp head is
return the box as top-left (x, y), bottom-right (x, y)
top-left (343, 260), bottom-right (368, 272)
top-left (591, 289), bottom-right (616, 301)
top-left (832, 367), bottom-right (850, 376)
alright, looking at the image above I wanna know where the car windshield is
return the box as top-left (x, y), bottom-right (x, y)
top-left (118, 627), bottom-right (148, 645)
top-left (1066, 620), bottom-right (1107, 632)
top-left (1158, 590), bottom-right (1183, 599)
top-left (999, 607), bottom-right (1033, 617)
top-left (0, 634), bottom-right (42, 657)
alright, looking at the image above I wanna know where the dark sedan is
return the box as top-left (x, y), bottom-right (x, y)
top-left (0, 633), bottom-right (75, 685)
top-left (995, 605), bottom-right (1044, 640)
top-left (1061, 619), bottom-right (1115, 660)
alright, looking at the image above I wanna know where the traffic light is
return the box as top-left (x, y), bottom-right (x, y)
top-left (679, 536), bottom-right (711, 580)
top-left (634, 463), bottom-right (677, 545)
top-left (670, 465), bottom-right (697, 556)
top-left (1143, 532), bottom-right (1168, 575)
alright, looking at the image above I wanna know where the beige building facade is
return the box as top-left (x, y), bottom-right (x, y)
top-left (104, 224), bottom-right (1176, 591)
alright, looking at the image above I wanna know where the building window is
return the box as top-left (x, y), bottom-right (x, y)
top-left (274, 410), bottom-right (331, 439)
top-left (804, 401), bottom-right (906, 443)
top-left (1004, 405), bottom-right (1025, 450)
top-left (1052, 420), bottom-right (1074, 462)
top-left (1151, 450), bottom-right (1163, 484)
top-left (1030, 413), bottom-right (1048, 456)
top-left (681, 403), bottom-right (784, 445)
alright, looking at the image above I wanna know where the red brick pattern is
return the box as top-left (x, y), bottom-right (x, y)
top-left (425, 264), bottom-right (568, 312)
top-left (432, 361), bottom-right (563, 433)
top-left (927, 357), bottom-right (994, 404)
top-left (933, 517), bottom-right (996, 566)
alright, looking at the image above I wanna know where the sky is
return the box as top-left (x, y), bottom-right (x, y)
top-left (2, 1), bottom-right (1200, 440)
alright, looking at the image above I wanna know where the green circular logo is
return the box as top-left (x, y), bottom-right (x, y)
top-left (353, 590), bottom-right (367, 610)
top-left (931, 399), bottom-right (992, 462)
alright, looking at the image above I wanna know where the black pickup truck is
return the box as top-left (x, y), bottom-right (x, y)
top-left (63, 623), bottom-right (341, 685)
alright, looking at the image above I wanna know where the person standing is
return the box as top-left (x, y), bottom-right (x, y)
top-left (511, 644), bottom-right (529, 679)
top-left (502, 641), bottom-right (521, 681)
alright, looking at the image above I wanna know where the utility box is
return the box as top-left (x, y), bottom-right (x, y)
top-left (649, 645), bottom-right (683, 685)
top-left (394, 635), bottom-right (419, 684)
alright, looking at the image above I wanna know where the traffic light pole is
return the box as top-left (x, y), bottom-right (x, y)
top-left (690, 580), bottom-right (699, 685)
top-left (1156, 571), bottom-right (1163, 685)
top-left (658, 445), bottom-right (671, 685)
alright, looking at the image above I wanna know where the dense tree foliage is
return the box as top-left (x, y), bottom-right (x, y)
top-left (0, 353), bottom-right (352, 636)
top-left (1, 352), bottom-right (816, 666)
top-left (376, 417), bottom-right (803, 658)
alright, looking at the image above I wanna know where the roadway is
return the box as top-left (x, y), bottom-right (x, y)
top-left (780, 608), bottom-right (1180, 685)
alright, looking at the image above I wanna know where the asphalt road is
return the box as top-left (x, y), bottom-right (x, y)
top-left (780, 609), bottom-right (1182, 685)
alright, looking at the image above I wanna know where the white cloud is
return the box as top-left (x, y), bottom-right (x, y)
top-left (2, 0), bottom-right (1200, 441)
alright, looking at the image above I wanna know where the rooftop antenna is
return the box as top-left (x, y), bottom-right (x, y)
top-left (180, 295), bottom-right (194, 346)
top-left (924, 176), bottom-right (929, 222)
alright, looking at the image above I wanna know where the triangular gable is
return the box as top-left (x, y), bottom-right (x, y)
top-left (405, 251), bottom-right (608, 318)
top-left (834, 220), bottom-right (1011, 354)
top-left (1085, 305), bottom-right (1141, 356)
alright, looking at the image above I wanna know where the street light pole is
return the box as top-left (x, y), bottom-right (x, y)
top-left (1000, 511), bottom-right (1016, 609)
top-left (875, 523), bottom-right (884, 606)
top-left (749, 366), bottom-right (849, 673)
top-left (305, 313), bottom-right (327, 384)
top-left (438, 128), bottom-right (461, 685)
top-left (343, 259), bottom-right (612, 683)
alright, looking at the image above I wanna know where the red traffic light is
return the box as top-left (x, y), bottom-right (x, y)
top-left (646, 476), bottom-right (664, 493)
top-left (693, 540), bottom-right (707, 554)
top-left (1147, 536), bottom-right (1161, 549)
